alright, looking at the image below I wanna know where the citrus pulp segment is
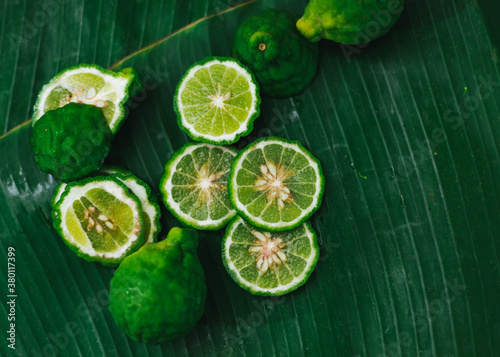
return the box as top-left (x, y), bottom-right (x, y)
top-left (160, 142), bottom-right (238, 230)
top-left (52, 176), bottom-right (145, 266)
top-left (174, 57), bottom-right (260, 145)
top-left (222, 216), bottom-right (319, 296)
top-left (33, 64), bottom-right (139, 134)
top-left (229, 137), bottom-right (324, 232)
top-left (100, 166), bottom-right (161, 244)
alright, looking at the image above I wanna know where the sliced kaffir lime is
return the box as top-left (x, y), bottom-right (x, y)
top-left (174, 57), bottom-right (260, 145)
top-left (229, 136), bottom-right (324, 232)
top-left (160, 142), bottom-right (237, 230)
top-left (52, 176), bottom-right (144, 266)
top-left (51, 167), bottom-right (161, 246)
top-left (33, 64), bottom-right (140, 134)
top-left (222, 216), bottom-right (319, 296)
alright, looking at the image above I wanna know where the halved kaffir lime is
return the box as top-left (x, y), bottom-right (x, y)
top-left (174, 57), bottom-right (260, 145)
top-left (229, 136), bottom-right (324, 232)
top-left (52, 167), bottom-right (162, 245)
top-left (222, 216), bottom-right (319, 296)
top-left (160, 142), bottom-right (237, 230)
top-left (52, 176), bottom-right (144, 266)
top-left (33, 64), bottom-right (140, 134)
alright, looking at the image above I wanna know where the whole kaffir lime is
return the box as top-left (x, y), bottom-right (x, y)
top-left (109, 228), bottom-right (207, 344)
top-left (232, 9), bottom-right (319, 98)
top-left (30, 103), bottom-right (112, 182)
top-left (296, 0), bottom-right (405, 44)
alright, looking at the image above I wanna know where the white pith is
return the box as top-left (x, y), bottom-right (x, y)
top-left (224, 217), bottom-right (318, 294)
top-left (231, 140), bottom-right (322, 229)
top-left (120, 177), bottom-right (159, 244)
top-left (58, 180), bottom-right (142, 259)
top-left (177, 59), bottom-right (258, 142)
top-left (53, 183), bottom-right (67, 204)
top-left (162, 143), bottom-right (236, 227)
top-left (33, 67), bottom-right (130, 132)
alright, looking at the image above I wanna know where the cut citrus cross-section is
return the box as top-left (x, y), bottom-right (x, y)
top-left (174, 57), bottom-right (260, 145)
top-left (222, 216), bottom-right (319, 296)
top-left (52, 167), bottom-right (161, 246)
top-left (52, 176), bottom-right (144, 266)
top-left (160, 142), bottom-right (237, 230)
top-left (229, 136), bottom-right (324, 231)
top-left (33, 64), bottom-right (140, 134)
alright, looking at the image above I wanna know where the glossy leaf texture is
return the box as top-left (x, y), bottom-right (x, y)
top-left (1, 0), bottom-right (500, 356)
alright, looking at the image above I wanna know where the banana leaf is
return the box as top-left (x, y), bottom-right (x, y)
top-left (1, 0), bottom-right (499, 356)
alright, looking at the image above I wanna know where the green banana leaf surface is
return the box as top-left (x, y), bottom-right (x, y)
top-left (1, 0), bottom-right (500, 356)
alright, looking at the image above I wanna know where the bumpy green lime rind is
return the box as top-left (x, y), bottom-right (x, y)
top-left (109, 227), bottom-right (207, 344)
top-left (52, 176), bottom-right (145, 267)
top-left (117, 67), bottom-right (144, 99)
top-left (31, 103), bottom-right (112, 182)
top-left (51, 182), bottom-right (68, 209)
top-left (174, 56), bottom-right (261, 145)
top-left (232, 9), bottom-right (319, 98)
top-left (99, 165), bottom-right (134, 177)
top-left (51, 166), bottom-right (131, 209)
top-left (296, 0), bottom-right (405, 44)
